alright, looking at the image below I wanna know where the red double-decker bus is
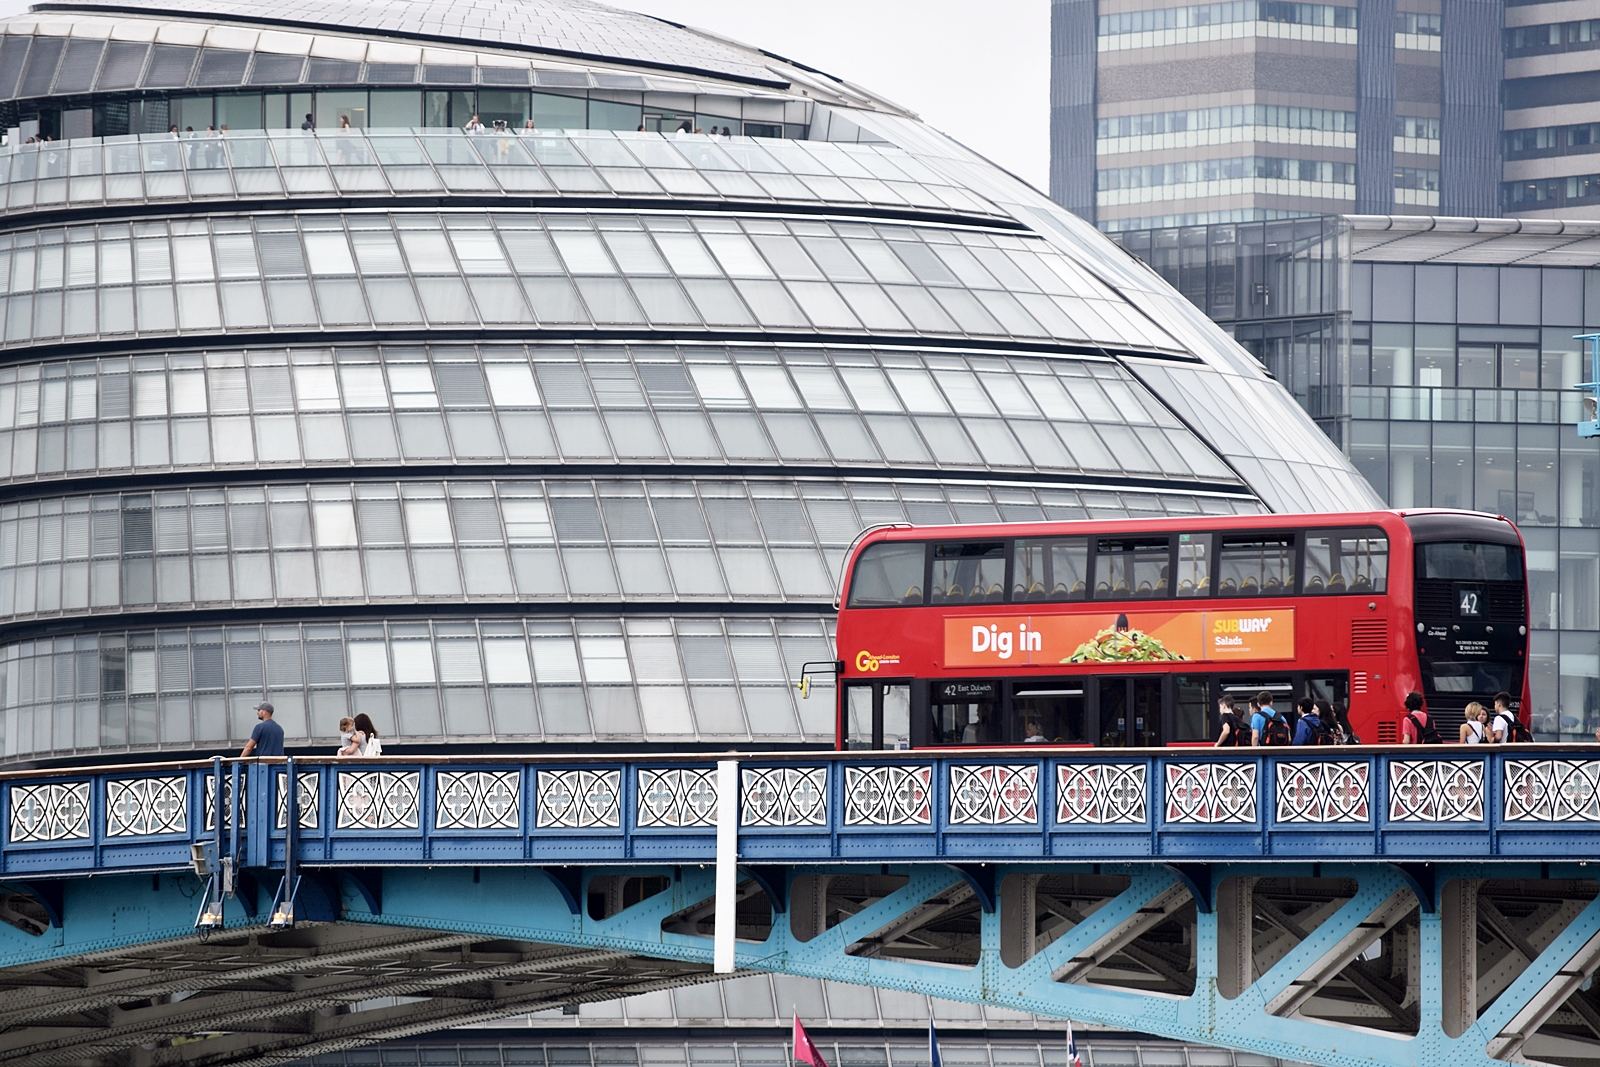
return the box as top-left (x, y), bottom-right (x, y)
top-left (833, 509), bottom-right (1530, 749)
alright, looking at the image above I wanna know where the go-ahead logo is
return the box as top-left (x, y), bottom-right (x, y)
top-left (855, 650), bottom-right (901, 672)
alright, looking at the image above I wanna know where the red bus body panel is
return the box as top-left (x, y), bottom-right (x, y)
top-left (834, 509), bottom-right (1530, 747)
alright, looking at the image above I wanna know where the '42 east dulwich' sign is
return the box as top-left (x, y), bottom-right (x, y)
top-left (942, 609), bottom-right (1295, 668)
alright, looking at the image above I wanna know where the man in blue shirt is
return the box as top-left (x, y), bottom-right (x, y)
top-left (241, 701), bottom-right (284, 757)
top-left (1250, 692), bottom-right (1290, 746)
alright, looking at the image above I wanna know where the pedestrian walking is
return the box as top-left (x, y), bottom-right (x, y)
top-left (353, 712), bottom-right (384, 756)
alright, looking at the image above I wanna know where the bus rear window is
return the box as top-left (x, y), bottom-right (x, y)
top-left (1421, 542), bottom-right (1523, 581)
top-left (847, 541), bottom-right (924, 607)
top-left (1304, 529), bottom-right (1387, 594)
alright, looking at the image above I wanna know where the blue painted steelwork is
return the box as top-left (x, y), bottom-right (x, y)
top-left (7, 750), bottom-right (1600, 1067)
top-left (1, 749), bottom-right (1595, 874)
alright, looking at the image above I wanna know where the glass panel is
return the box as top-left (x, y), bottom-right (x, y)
top-left (1217, 535), bottom-right (1295, 597)
top-left (1093, 537), bottom-right (1170, 599)
top-left (844, 537), bottom-right (921, 604)
top-left (844, 684), bottom-right (871, 750)
top-left (1174, 532), bottom-right (1211, 597)
top-left (929, 540), bottom-right (1005, 605)
top-left (1011, 537), bottom-right (1087, 601)
top-left (1304, 528), bottom-right (1389, 594)
top-left (931, 679), bottom-right (999, 745)
top-left (1012, 681), bottom-right (1085, 744)
top-left (882, 684), bottom-right (910, 750)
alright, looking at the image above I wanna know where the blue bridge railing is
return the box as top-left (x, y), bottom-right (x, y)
top-left (5, 746), bottom-right (1600, 873)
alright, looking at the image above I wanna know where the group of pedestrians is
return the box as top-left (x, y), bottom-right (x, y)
top-left (237, 702), bottom-right (384, 758)
top-left (1400, 690), bottom-right (1530, 744)
top-left (1215, 691), bottom-right (1353, 747)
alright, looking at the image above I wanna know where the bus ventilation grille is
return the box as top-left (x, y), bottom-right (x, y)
top-left (1351, 619), bottom-right (1388, 655)
top-left (1377, 721), bottom-right (1398, 743)
top-left (1490, 586), bottom-right (1526, 621)
top-left (1414, 580), bottom-right (1455, 618)
top-left (1353, 671), bottom-right (1368, 694)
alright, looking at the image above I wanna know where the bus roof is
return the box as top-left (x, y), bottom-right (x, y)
top-left (849, 508), bottom-right (1519, 549)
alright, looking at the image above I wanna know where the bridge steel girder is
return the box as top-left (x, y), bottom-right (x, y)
top-left (11, 862), bottom-right (1600, 1067)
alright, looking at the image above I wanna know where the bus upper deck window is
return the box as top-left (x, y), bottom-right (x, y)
top-left (931, 541), bottom-right (1006, 604)
top-left (1175, 533), bottom-right (1212, 597)
top-left (1304, 528), bottom-right (1388, 594)
top-left (1218, 535), bottom-right (1296, 596)
top-left (847, 541), bottom-right (925, 606)
top-left (1013, 537), bottom-right (1088, 601)
top-left (1094, 537), bottom-right (1171, 599)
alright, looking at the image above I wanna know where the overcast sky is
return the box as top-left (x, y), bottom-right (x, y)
top-left (616, 2), bottom-right (1051, 191)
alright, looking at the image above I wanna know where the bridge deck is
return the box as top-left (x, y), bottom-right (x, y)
top-left (2, 746), bottom-right (1594, 873)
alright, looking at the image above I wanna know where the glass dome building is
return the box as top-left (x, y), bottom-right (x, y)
top-left (0, 0), bottom-right (1378, 764)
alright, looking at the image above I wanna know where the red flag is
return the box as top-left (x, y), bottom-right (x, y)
top-left (793, 1015), bottom-right (829, 1067)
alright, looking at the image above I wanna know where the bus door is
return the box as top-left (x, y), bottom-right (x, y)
top-left (1094, 676), bottom-right (1162, 747)
top-left (843, 680), bottom-right (911, 750)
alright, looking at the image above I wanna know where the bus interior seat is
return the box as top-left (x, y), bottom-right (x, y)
top-left (1241, 577), bottom-right (1259, 595)
top-left (1264, 575), bottom-right (1283, 591)
top-left (1071, 580), bottom-right (1086, 595)
top-left (1219, 578), bottom-right (1237, 594)
top-left (1306, 575), bottom-right (1325, 591)
top-left (985, 584), bottom-right (1005, 602)
top-left (1095, 581), bottom-right (1110, 596)
top-left (1051, 583), bottom-right (1069, 599)
top-left (902, 586), bottom-right (922, 604)
top-left (1198, 577), bottom-right (1210, 591)
top-left (1329, 573), bottom-right (1347, 591)
top-left (1156, 577), bottom-right (1168, 590)
top-left (1178, 579), bottom-right (1194, 593)
top-left (1026, 581), bottom-right (1047, 601)
top-left (1114, 580), bottom-right (1129, 593)
top-left (1351, 574), bottom-right (1372, 591)
top-left (1137, 580), bottom-right (1153, 592)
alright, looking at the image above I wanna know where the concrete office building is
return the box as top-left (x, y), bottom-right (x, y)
top-left (1051, 0), bottom-right (1503, 232)
top-left (1053, 0), bottom-right (1600, 230)
top-left (1111, 214), bottom-right (1600, 737)
top-left (1501, 0), bottom-right (1600, 218)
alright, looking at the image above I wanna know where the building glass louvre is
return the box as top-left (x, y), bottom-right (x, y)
top-left (0, 0), bottom-right (1376, 764)
top-left (1112, 214), bottom-right (1600, 741)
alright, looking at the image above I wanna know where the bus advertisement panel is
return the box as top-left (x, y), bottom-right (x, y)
top-left (943, 610), bottom-right (1296, 668)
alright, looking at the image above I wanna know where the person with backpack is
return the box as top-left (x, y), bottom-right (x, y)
top-left (1215, 695), bottom-right (1252, 747)
top-left (1293, 700), bottom-right (1335, 745)
top-left (1400, 691), bottom-right (1443, 744)
top-left (1252, 691), bottom-right (1291, 746)
top-left (1491, 691), bottom-right (1531, 742)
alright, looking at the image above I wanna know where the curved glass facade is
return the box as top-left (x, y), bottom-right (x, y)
top-left (0, 0), bottom-right (1376, 763)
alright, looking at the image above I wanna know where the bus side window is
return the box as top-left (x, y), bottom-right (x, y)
top-left (1218, 535), bottom-right (1296, 597)
top-left (931, 541), bottom-right (1006, 604)
top-left (1094, 537), bottom-right (1172, 599)
top-left (1012, 537), bottom-right (1088, 601)
top-left (1175, 533), bottom-right (1211, 597)
top-left (1304, 528), bottom-right (1389, 595)
top-left (847, 541), bottom-right (925, 606)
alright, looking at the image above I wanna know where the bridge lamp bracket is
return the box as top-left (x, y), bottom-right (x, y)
top-left (268, 875), bottom-right (301, 931)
